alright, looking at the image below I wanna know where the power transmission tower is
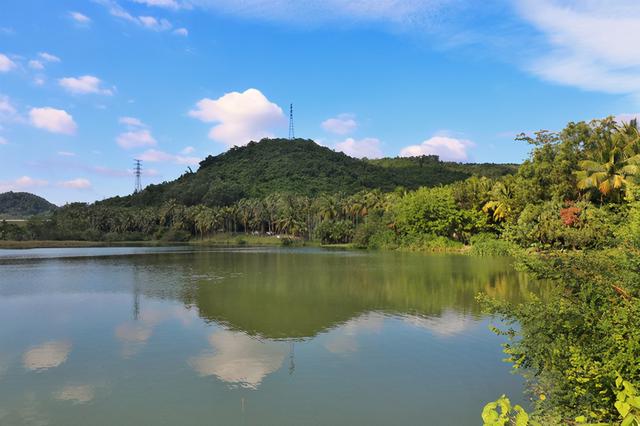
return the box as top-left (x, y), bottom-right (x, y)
top-left (134, 159), bottom-right (142, 193)
top-left (288, 103), bottom-right (295, 140)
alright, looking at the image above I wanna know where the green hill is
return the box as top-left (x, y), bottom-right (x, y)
top-left (104, 138), bottom-right (517, 207)
top-left (0, 192), bottom-right (57, 219)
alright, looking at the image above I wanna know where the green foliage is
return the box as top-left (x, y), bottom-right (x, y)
top-left (505, 201), bottom-right (618, 249)
top-left (102, 139), bottom-right (510, 209)
top-left (576, 120), bottom-right (640, 202)
top-left (480, 249), bottom-right (640, 424)
top-left (158, 228), bottom-right (191, 242)
top-left (484, 376), bottom-right (640, 426)
top-left (618, 202), bottom-right (640, 249)
top-left (315, 220), bottom-right (354, 244)
top-left (613, 376), bottom-right (640, 426)
top-left (393, 186), bottom-right (489, 243)
top-left (0, 191), bottom-right (57, 218)
top-left (469, 233), bottom-right (515, 256)
top-left (0, 220), bottom-right (28, 240)
top-left (352, 214), bottom-right (398, 249)
top-left (482, 395), bottom-right (537, 426)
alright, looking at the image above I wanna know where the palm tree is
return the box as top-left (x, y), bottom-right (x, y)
top-left (483, 180), bottom-right (513, 222)
top-left (576, 123), bottom-right (640, 201)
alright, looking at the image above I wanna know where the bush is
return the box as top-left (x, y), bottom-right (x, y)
top-left (505, 201), bottom-right (617, 249)
top-left (618, 202), bottom-right (640, 249)
top-left (469, 233), bottom-right (515, 256)
top-left (393, 186), bottom-right (490, 244)
top-left (352, 214), bottom-right (398, 249)
top-left (315, 220), bottom-right (354, 244)
top-left (398, 233), bottom-right (464, 252)
top-left (159, 229), bottom-right (191, 242)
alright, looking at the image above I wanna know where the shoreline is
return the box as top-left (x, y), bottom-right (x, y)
top-left (0, 235), bottom-right (475, 253)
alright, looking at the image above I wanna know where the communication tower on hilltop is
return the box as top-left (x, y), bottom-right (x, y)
top-left (288, 103), bottom-right (295, 140)
top-left (134, 159), bottom-right (143, 193)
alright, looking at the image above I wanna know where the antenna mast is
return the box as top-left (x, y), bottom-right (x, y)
top-left (288, 103), bottom-right (295, 140)
top-left (134, 159), bottom-right (142, 193)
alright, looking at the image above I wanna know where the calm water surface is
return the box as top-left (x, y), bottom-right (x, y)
top-left (0, 246), bottom-right (541, 425)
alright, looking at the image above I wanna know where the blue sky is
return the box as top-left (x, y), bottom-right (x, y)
top-left (1, 0), bottom-right (639, 204)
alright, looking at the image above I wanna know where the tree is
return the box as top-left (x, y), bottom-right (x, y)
top-left (576, 122), bottom-right (640, 202)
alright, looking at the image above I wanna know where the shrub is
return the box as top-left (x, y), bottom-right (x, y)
top-left (352, 214), bottom-right (398, 249)
top-left (618, 202), bottom-right (640, 249)
top-left (159, 229), bottom-right (191, 242)
top-left (469, 233), bottom-right (515, 256)
top-left (315, 220), bottom-right (354, 244)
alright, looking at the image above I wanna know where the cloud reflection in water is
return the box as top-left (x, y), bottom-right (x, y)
top-left (189, 330), bottom-right (288, 389)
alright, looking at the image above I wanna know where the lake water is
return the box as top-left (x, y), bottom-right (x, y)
top-left (0, 246), bottom-right (541, 425)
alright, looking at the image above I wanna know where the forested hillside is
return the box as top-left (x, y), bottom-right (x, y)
top-left (103, 138), bottom-right (516, 207)
top-left (0, 191), bottom-right (57, 218)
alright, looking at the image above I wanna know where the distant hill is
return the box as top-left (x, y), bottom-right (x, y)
top-left (0, 192), bottom-right (57, 219)
top-left (103, 138), bottom-right (518, 207)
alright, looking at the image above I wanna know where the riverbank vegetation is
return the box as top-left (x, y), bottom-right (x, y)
top-left (474, 117), bottom-right (640, 423)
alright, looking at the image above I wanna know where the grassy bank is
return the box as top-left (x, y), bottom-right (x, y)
top-left (0, 240), bottom-right (171, 249)
top-left (0, 237), bottom-right (477, 253)
top-left (0, 233), bottom-right (516, 255)
top-left (189, 233), bottom-right (307, 247)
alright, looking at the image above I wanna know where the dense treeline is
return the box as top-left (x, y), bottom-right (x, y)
top-left (99, 138), bottom-right (517, 208)
top-left (0, 191), bottom-right (57, 219)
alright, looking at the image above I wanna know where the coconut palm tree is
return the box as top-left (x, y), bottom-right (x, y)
top-left (483, 180), bottom-right (513, 222)
top-left (576, 123), bottom-right (640, 201)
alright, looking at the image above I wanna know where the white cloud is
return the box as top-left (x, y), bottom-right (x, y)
top-left (335, 137), bottom-right (383, 158)
top-left (58, 151), bottom-right (76, 156)
top-left (69, 11), bottom-right (92, 24)
top-left (139, 148), bottom-right (200, 166)
top-left (38, 52), bottom-right (61, 63)
top-left (97, 0), bottom-right (175, 31)
top-left (0, 176), bottom-right (49, 192)
top-left (28, 60), bottom-right (44, 70)
top-left (33, 76), bottom-right (46, 86)
top-left (322, 113), bottom-right (358, 135)
top-left (119, 116), bottom-right (146, 128)
top-left (29, 107), bottom-right (77, 135)
top-left (132, 0), bottom-right (187, 10)
top-left (0, 137), bottom-right (7, 145)
top-left (516, 0), bottom-right (640, 97)
top-left (173, 27), bottom-right (188, 36)
top-left (58, 178), bottom-right (92, 189)
top-left (189, 88), bottom-right (285, 147)
top-left (22, 341), bottom-right (71, 371)
top-left (138, 16), bottom-right (172, 31)
top-left (59, 75), bottom-right (114, 95)
top-left (616, 113), bottom-right (640, 124)
top-left (0, 53), bottom-right (16, 72)
top-left (400, 135), bottom-right (474, 161)
top-left (181, 146), bottom-right (195, 154)
top-left (116, 129), bottom-right (157, 149)
top-left (0, 95), bottom-right (19, 122)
